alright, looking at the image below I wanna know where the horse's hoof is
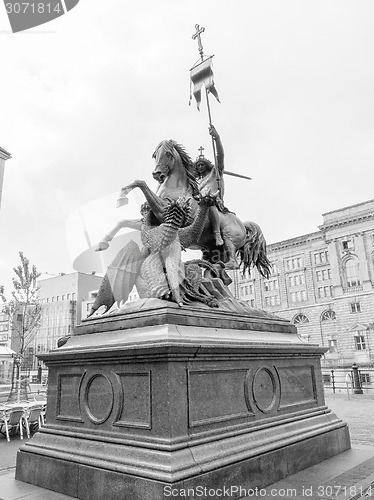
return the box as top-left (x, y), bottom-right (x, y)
top-left (95, 241), bottom-right (109, 252)
top-left (116, 195), bottom-right (128, 208)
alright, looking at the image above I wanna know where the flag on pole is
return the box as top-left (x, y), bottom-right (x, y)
top-left (190, 56), bottom-right (220, 110)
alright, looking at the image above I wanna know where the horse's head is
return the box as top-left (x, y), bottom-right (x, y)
top-left (152, 140), bottom-right (200, 197)
top-left (152, 140), bottom-right (178, 184)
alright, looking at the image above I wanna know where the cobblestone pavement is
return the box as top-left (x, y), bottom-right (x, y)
top-left (0, 434), bottom-right (30, 471)
top-left (1, 391), bottom-right (374, 500)
top-left (325, 392), bottom-right (374, 446)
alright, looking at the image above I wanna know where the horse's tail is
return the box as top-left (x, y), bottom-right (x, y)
top-left (237, 221), bottom-right (271, 279)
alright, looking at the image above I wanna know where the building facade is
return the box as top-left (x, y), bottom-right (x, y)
top-left (28, 272), bottom-right (103, 372)
top-left (233, 199), bottom-right (374, 377)
top-left (0, 145), bottom-right (11, 210)
top-left (0, 307), bottom-right (14, 383)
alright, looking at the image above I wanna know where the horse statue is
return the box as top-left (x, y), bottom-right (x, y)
top-left (96, 139), bottom-right (271, 277)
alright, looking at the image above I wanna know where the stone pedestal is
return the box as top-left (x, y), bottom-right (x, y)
top-left (16, 300), bottom-right (350, 500)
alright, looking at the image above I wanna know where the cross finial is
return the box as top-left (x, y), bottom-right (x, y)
top-left (198, 146), bottom-right (205, 157)
top-left (192, 24), bottom-right (205, 60)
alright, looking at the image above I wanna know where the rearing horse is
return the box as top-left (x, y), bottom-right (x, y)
top-left (97, 139), bottom-right (271, 277)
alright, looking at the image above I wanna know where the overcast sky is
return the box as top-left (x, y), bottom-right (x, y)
top-left (1, 0), bottom-right (374, 293)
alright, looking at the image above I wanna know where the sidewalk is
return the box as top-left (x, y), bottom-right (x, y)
top-left (1, 392), bottom-right (374, 499)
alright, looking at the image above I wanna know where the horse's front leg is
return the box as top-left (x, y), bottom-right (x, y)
top-left (122, 180), bottom-right (168, 223)
top-left (95, 219), bottom-right (142, 251)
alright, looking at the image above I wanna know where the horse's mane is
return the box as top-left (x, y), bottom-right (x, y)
top-left (153, 140), bottom-right (199, 198)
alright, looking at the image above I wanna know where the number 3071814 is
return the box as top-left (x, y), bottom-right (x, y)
top-left (5, 3), bottom-right (62, 14)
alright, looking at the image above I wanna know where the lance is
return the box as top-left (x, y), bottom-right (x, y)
top-left (191, 25), bottom-right (221, 189)
top-left (224, 171), bottom-right (252, 181)
top-left (196, 146), bottom-right (251, 181)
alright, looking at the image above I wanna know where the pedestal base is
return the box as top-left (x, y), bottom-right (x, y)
top-left (16, 301), bottom-right (350, 499)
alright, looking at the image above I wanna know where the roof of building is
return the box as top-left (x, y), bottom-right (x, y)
top-left (0, 345), bottom-right (16, 358)
top-left (38, 271), bottom-right (102, 283)
top-left (320, 199), bottom-right (374, 231)
top-left (0, 146), bottom-right (11, 160)
top-left (322, 199), bottom-right (374, 217)
top-left (268, 199), bottom-right (374, 252)
top-left (268, 230), bottom-right (323, 252)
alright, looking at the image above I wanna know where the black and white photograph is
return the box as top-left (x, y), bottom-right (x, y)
top-left (1, 2), bottom-right (374, 499)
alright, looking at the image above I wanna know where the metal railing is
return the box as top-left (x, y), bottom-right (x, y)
top-left (322, 364), bottom-right (374, 395)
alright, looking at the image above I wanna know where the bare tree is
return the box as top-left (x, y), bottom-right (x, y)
top-left (0, 252), bottom-right (41, 400)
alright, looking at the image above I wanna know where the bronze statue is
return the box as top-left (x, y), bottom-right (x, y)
top-left (193, 125), bottom-right (227, 248)
top-left (98, 132), bottom-right (270, 273)
top-left (89, 131), bottom-right (271, 316)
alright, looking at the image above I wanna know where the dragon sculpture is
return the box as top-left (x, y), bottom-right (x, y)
top-left (88, 193), bottom-right (217, 316)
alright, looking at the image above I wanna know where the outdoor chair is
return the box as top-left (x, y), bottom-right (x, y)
top-left (33, 393), bottom-right (46, 402)
top-left (0, 406), bottom-right (27, 442)
top-left (23, 404), bottom-right (44, 438)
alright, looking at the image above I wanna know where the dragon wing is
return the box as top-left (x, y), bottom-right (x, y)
top-left (88, 240), bottom-right (146, 316)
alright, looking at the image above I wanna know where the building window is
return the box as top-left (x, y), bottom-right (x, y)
top-left (316, 268), bottom-right (331, 282)
top-left (246, 298), bottom-right (256, 308)
top-left (290, 290), bottom-right (307, 303)
top-left (342, 239), bottom-right (354, 251)
top-left (350, 302), bottom-right (361, 313)
top-left (355, 335), bottom-right (366, 350)
top-left (264, 295), bottom-right (280, 307)
top-left (314, 250), bottom-right (329, 265)
top-left (286, 256), bottom-right (303, 271)
top-left (318, 286), bottom-right (333, 298)
top-left (288, 273), bottom-right (305, 287)
top-left (361, 373), bottom-right (370, 383)
top-left (286, 257), bottom-right (303, 271)
top-left (270, 262), bottom-right (278, 275)
top-left (264, 279), bottom-right (279, 291)
top-left (328, 339), bottom-right (338, 353)
top-left (345, 259), bottom-right (360, 287)
top-left (293, 313), bottom-right (309, 325)
top-left (323, 374), bottom-right (331, 383)
top-left (241, 284), bottom-right (254, 296)
top-left (321, 310), bottom-right (336, 321)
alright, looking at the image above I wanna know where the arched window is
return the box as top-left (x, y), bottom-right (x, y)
top-left (321, 310), bottom-right (336, 321)
top-left (293, 313), bottom-right (309, 325)
top-left (345, 258), bottom-right (360, 287)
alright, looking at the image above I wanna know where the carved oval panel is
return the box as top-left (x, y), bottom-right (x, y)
top-left (245, 365), bottom-right (281, 416)
top-left (252, 368), bottom-right (276, 413)
top-left (84, 374), bottom-right (114, 424)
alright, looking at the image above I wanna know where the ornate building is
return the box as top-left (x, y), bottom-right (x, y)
top-left (233, 199), bottom-right (374, 374)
